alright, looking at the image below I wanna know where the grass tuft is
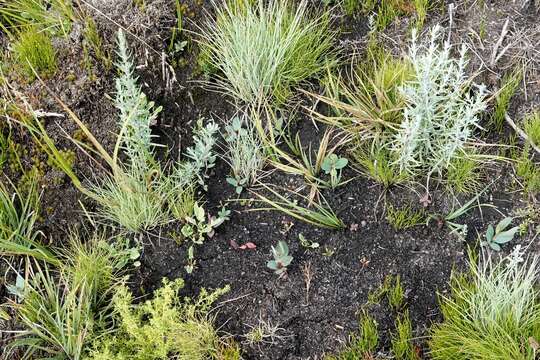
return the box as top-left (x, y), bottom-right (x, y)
top-left (0, 0), bottom-right (74, 37)
top-left (445, 151), bottom-right (483, 194)
top-left (492, 69), bottom-right (521, 131)
top-left (326, 311), bottom-right (378, 359)
top-left (0, 175), bottom-right (58, 264)
top-left (386, 203), bottom-right (425, 230)
top-left (198, 0), bottom-right (335, 106)
top-left (523, 111), bottom-right (540, 147)
top-left (516, 144), bottom-right (540, 194)
top-left (391, 310), bottom-right (419, 360)
top-left (430, 247), bottom-right (540, 359)
top-left (352, 142), bottom-right (407, 188)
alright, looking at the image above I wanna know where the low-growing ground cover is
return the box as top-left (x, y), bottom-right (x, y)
top-left (0, 0), bottom-right (539, 359)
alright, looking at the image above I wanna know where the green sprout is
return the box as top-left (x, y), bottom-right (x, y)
top-left (482, 217), bottom-right (520, 251)
top-left (267, 241), bottom-right (293, 275)
top-left (321, 153), bottom-right (348, 188)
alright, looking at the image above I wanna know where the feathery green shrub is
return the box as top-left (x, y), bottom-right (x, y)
top-left (87, 279), bottom-right (231, 360)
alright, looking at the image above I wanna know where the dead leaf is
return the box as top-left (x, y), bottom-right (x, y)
top-left (239, 242), bottom-right (257, 250)
top-left (529, 337), bottom-right (539, 351)
top-left (360, 257), bottom-right (370, 268)
top-left (419, 193), bottom-right (431, 207)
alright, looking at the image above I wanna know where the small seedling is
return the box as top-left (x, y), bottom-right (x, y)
top-left (224, 116), bottom-right (247, 140)
top-left (6, 273), bottom-right (26, 302)
top-left (182, 203), bottom-right (229, 274)
top-left (267, 241), bottom-right (293, 275)
top-left (226, 177), bottom-right (247, 194)
top-left (482, 217), bottom-right (519, 251)
top-left (322, 247), bottom-right (335, 257)
top-left (321, 153), bottom-right (348, 188)
top-left (387, 275), bottom-right (405, 310)
top-left (185, 245), bottom-right (196, 273)
top-left (181, 203), bottom-right (228, 245)
top-left (298, 233), bottom-right (319, 249)
top-left (428, 184), bottom-right (493, 239)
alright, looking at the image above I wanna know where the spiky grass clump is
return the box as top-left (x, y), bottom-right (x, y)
top-left (11, 262), bottom-right (95, 360)
top-left (351, 142), bottom-right (407, 188)
top-left (0, 0), bottom-right (74, 37)
top-left (492, 69), bottom-right (521, 131)
top-left (391, 310), bottom-right (418, 360)
top-left (430, 247), bottom-right (540, 359)
top-left (327, 312), bottom-right (379, 359)
top-left (316, 50), bottom-right (412, 134)
top-left (7, 232), bottom-right (131, 360)
top-left (393, 26), bottom-right (487, 177)
top-left (12, 27), bottom-right (57, 80)
top-left (314, 50), bottom-right (411, 187)
top-left (445, 151), bottom-right (482, 194)
top-left (198, 0), bottom-right (335, 106)
top-left (91, 166), bottom-right (170, 232)
top-left (0, 176), bottom-right (58, 264)
top-left (516, 145), bottom-right (540, 194)
top-left (524, 111), bottom-right (540, 147)
top-left (386, 203), bottom-right (425, 230)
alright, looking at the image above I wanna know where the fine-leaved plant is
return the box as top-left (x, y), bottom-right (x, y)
top-left (393, 26), bottom-right (488, 178)
top-left (223, 115), bottom-right (266, 194)
top-left (198, 0), bottom-right (335, 106)
top-left (430, 246), bottom-right (540, 359)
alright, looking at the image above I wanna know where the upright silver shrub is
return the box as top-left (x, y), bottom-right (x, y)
top-left (392, 26), bottom-right (488, 176)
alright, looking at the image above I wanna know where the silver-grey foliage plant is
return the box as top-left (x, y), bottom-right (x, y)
top-left (224, 115), bottom-right (266, 193)
top-left (393, 25), bottom-right (488, 177)
top-left (93, 30), bottom-right (220, 232)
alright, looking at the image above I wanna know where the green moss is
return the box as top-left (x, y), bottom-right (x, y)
top-left (83, 16), bottom-right (111, 70)
top-left (18, 161), bottom-right (46, 195)
top-left (47, 149), bottom-right (75, 171)
top-left (12, 27), bottom-right (57, 81)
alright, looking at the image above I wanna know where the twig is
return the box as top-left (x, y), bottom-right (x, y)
top-left (490, 19), bottom-right (509, 67)
top-left (301, 261), bottom-right (314, 306)
top-left (504, 113), bottom-right (540, 154)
